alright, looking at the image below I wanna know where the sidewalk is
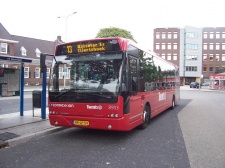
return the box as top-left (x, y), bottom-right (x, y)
top-left (0, 107), bottom-right (59, 148)
top-left (0, 85), bottom-right (58, 149)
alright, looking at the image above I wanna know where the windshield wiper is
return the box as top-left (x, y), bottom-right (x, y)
top-left (55, 88), bottom-right (91, 98)
top-left (87, 93), bottom-right (113, 99)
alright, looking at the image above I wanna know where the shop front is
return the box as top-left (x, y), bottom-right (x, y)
top-left (210, 74), bottom-right (225, 90)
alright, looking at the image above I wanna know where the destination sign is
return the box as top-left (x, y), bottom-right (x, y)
top-left (55, 40), bottom-right (121, 55)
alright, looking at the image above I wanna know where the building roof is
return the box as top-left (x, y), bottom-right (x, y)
top-left (12, 35), bottom-right (56, 60)
top-left (0, 22), bottom-right (65, 65)
top-left (0, 22), bottom-right (13, 40)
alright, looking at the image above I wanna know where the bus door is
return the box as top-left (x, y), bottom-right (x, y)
top-left (128, 56), bottom-right (142, 123)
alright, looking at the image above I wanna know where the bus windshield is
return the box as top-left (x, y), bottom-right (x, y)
top-left (50, 52), bottom-right (123, 95)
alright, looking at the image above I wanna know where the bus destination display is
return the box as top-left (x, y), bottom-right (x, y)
top-left (56, 40), bottom-right (121, 55)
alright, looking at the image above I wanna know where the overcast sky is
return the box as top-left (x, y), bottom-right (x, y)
top-left (1, 0), bottom-right (224, 50)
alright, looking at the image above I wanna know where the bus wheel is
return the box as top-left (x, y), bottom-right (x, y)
top-left (138, 105), bottom-right (150, 129)
top-left (171, 96), bottom-right (175, 109)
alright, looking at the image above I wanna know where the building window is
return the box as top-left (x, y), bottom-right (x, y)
top-left (222, 32), bottom-right (225, 39)
top-left (215, 54), bottom-right (219, 61)
top-left (35, 68), bottom-right (40, 78)
top-left (215, 67), bottom-right (220, 73)
top-left (186, 66), bottom-right (197, 71)
top-left (203, 66), bottom-right (207, 72)
top-left (167, 43), bottom-right (171, 50)
top-left (47, 68), bottom-right (50, 79)
top-left (203, 33), bottom-right (207, 39)
top-left (162, 33), bottom-right (166, 39)
top-left (173, 43), bottom-right (177, 50)
top-left (35, 48), bottom-right (41, 57)
top-left (167, 54), bottom-right (171, 60)
top-left (161, 43), bottom-right (166, 50)
top-left (203, 43), bottom-right (207, 50)
top-left (156, 33), bottom-right (160, 39)
top-left (161, 53), bottom-right (165, 59)
top-left (24, 67), bottom-right (29, 78)
top-left (156, 43), bottom-right (160, 50)
top-left (209, 43), bottom-right (214, 50)
top-left (186, 43), bottom-right (198, 49)
top-left (203, 55), bottom-right (207, 61)
top-left (186, 55), bottom-right (197, 60)
top-left (209, 54), bottom-right (214, 61)
top-left (209, 32), bottom-right (214, 39)
top-left (66, 68), bottom-right (70, 79)
top-left (0, 43), bottom-right (8, 54)
top-left (222, 43), bottom-right (225, 50)
top-left (186, 32), bottom-right (198, 38)
top-left (20, 46), bottom-right (27, 56)
top-left (168, 33), bottom-right (172, 39)
top-left (0, 64), bottom-right (8, 68)
top-left (222, 54), bottom-right (225, 61)
top-left (173, 54), bottom-right (177, 60)
top-left (59, 67), bottom-right (63, 79)
top-left (209, 67), bottom-right (213, 72)
top-left (216, 32), bottom-right (220, 39)
top-left (216, 43), bottom-right (220, 50)
top-left (173, 33), bottom-right (177, 39)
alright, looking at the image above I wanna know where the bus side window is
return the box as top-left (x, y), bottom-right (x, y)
top-left (129, 56), bottom-right (138, 92)
top-left (132, 78), bottom-right (137, 91)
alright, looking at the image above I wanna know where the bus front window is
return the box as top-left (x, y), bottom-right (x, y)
top-left (50, 53), bottom-right (123, 94)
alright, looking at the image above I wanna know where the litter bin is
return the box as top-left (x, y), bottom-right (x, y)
top-left (32, 90), bottom-right (42, 108)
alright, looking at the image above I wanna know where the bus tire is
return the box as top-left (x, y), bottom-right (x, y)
top-left (171, 96), bottom-right (175, 109)
top-left (138, 105), bottom-right (150, 129)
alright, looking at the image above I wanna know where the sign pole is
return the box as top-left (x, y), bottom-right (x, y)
top-left (20, 63), bottom-right (24, 116)
top-left (40, 54), bottom-right (46, 119)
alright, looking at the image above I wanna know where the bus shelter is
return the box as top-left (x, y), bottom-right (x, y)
top-left (210, 74), bottom-right (225, 90)
top-left (0, 55), bottom-right (33, 116)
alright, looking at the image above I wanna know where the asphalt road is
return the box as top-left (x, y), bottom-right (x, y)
top-left (0, 92), bottom-right (47, 115)
top-left (0, 89), bottom-right (225, 168)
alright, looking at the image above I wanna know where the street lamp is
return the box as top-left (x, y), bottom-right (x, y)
top-left (57, 12), bottom-right (77, 42)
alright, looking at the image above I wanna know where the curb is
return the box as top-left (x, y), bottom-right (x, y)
top-left (7, 127), bottom-right (66, 148)
top-left (0, 140), bottom-right (9, 149)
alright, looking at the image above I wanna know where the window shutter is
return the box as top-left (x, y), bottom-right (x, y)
top-left (7, 44), bottom-right (10, 54)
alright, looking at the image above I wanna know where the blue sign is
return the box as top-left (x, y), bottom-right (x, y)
top-left (0, 55), bottom-right (32, 63)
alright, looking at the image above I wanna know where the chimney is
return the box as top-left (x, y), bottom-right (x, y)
top-left (57, 36), bottom-right (61, 41)
top-left (55, 36), bottom-right (64, 44)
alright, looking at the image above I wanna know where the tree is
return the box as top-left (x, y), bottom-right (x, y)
top-left (96, 27), bottom-right (137, 42)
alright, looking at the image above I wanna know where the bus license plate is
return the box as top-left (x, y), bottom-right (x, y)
top-left (73, 120), bottom-right (89, 126)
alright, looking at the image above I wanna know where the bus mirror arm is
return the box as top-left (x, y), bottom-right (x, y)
top-left (40, 53), bottom-right (54, 73)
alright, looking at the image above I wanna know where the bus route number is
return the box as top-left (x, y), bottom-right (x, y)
top-left (66, 45), bottom-right (73, 54)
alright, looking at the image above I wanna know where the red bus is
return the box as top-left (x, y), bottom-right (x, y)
top-left (48, 37), bottom-right (180, 131)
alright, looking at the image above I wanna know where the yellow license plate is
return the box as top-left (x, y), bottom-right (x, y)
top-left (73, 120), bottom-right (89, 126)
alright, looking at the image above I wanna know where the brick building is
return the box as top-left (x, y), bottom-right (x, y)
top-left (0, 22), bottom-right (63, 87)
top-left (153, 26), bottom-right (225, 85)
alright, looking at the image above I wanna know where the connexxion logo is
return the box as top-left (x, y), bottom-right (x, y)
top-left (87, 105), bottom-right (102, 110)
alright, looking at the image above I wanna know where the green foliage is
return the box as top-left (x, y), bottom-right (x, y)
top-left (96, 27), bottom-right (137, 42)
